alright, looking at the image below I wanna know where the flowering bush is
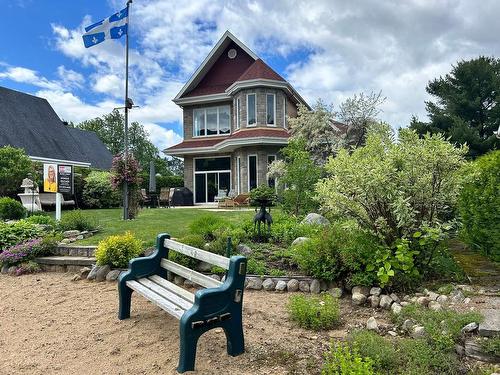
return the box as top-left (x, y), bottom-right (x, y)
top-left (83, 170), bottom-right (121, 208)
top-left (0, 238), bottom-right (42, 266)
top-left (110, 153), bottom-right (142, 219)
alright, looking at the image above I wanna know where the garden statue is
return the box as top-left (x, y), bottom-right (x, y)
top-left (17, 178), bottom-right (42, 212)
top-left (249, 186), bottom-right (276, 241)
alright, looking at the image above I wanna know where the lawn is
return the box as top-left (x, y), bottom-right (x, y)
top-left (66, 208), bottom-right (254, 247)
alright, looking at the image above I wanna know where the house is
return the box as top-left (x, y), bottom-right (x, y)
top-left (165, 31), bottom-right (309, 204)
top-left (0, 85), bottom-right (112, 170)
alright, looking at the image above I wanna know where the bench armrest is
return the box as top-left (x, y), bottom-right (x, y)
top-left (119, 233), bottom-right (170, 283)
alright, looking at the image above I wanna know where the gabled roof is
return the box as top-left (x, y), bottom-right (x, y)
top-left (0, 86), bottom-right (112, 169)
top-left (236, 59), bottom-right (286, 82)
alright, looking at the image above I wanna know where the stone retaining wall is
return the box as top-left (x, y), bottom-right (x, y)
top-left (54, 245), bottom-right (96, 257)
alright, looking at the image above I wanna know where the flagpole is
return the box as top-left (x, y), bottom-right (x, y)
top-left (123, 0), bottom-right (132, 220)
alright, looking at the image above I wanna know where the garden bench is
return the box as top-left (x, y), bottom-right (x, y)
top-left (118, 233), bottom-right (247, 373)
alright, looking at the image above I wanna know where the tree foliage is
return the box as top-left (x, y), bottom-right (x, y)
top-left (410, 56), bottom-right (500, 158)
top-left (0, 146), bottom-right (33, 196)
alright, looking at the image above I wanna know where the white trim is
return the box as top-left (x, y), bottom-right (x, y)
top-left (236, 156), bottom-right (241, 195)
top-left (283, 95), bottom-right (287, 129)
top-left (246, 93), bottom-right (256, 127)
top-left (235, 97), bottom-right (241, 130)
top-left (28, 155), bottom-right (91, 168)
top-left (247, 154), bottom-right (258, 191)
top-left (266, 93), bottom-right (276, 126)
top-left (174, 93), bottom-right (230, 106)
top-left (174, 31), bottom-right (258, 102)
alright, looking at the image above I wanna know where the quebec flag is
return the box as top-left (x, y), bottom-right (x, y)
top-left (82, 7), bottom-right (128, 48)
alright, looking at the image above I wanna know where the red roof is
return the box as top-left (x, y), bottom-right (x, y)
top-left (236, 59), bottom-right (286, 82)
top-left (166, 128), bottom-right (289, 151)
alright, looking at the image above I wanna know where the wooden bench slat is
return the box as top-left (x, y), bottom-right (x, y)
top-left (149, 275), bottom-right (195, 304)
top-left (126, 280), bottom-right (185, 320)
top-left (137, 278), bottom-right (193, 311)
top-left (164, 239), bottom-right (230, 270)
top-left (161, 259), bottom-right (222, 289)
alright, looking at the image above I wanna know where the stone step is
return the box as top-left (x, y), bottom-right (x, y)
top-left (35, 256), bottom-right (96, 273)
top-left (54, 245), bottom-right (96, 257)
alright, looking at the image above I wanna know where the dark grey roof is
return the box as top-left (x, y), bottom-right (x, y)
top-left (0, 86), bottom-right (112, 169)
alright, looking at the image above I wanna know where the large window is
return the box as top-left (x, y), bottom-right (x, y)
top-left (248, 154), bottom-right (257, 191)
top-left (266, 93), bottom-right (275, 126)
top-left (193, 105), bottom-right (231, 137)
top-left (194, 157), bottom-right (231, 203)
top-left (235, 98), bottom-right (241, 130)
top-left (283, 96), bottom-right (287, 128)
top-left (247, 93), bottom-right (256, 126)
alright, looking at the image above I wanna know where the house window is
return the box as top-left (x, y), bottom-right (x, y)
top-left (283, 96), bottom-right (287, 129)
top-left (247, 93), bottom-right (256, 126)
top-left (193, 105), bottom-right (231, 137)
top-left (266, 93), bottom-right (275, 126)
top-left (267, 155), bottom-right (276, 188)
top-left (236, 98), bottom-right (240, 130)
top-left (194, 157), bottom-right (231, 203)
top-left (248, 154), bottom-right (257, 191)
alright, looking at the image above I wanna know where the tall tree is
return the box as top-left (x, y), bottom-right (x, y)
top-left (410, 56), bottom-right (500, 158)
top-left (77, 110), bottom-right (159, 168)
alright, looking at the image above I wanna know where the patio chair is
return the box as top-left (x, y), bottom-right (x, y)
top-left (169, 188), bottom-right (176, 207)
top-left (140, 189), bottom-right (151, 208)
top-left (233, 193), bottom-right (250, 207)
top-left (159, 187), bottom-right (170, 207)
top-left (214, 189), bottom-right (228, 203)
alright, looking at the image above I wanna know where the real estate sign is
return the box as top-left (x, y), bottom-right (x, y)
top-left (57, 165), bottom-right (73, 194)
top-left (43, 163), bottom-right (58, 192)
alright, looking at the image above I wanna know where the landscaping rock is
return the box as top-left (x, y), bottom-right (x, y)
top-left (275, 280), bottom-right (287, 292)
top-left (427, 291), bottom-right (439, 301)
top-left (366, 317), bottom-right (378, 331)
top-left (236, 244), bottom-right (252, 256)
top-left (262, 278), bottom-right (276, 291)
top-left (87, 265), bottom-right (99, 280)
top-left (400, 301), bottom-right (410, 307)
top-left (450, 290), bottom-right (465, 303)
top-left (291, 237), bottom-right (310, 247)
top-left (210, 274), bottom-right (221, 281)
top-left (329, 288), bottom-right (343, 299)
top-left (416, 296), bottom-right (430, 307)
top-left (106, 270), bottom-right (121, 282)
top-left (368, 295), bottom-right (380, 308)
top-left (299, 281), bottom-right (310, 293)
top-left (352, 293), bottom-right (367, 305)
top-left (402, 319), bottom-right (415, 332)
top-left (387, 331), bottom-right (397, 337)
top-left (196, 261), bottom-right (212, 273)
top-left (461, 322), bottom-right (479, 334)
top-left (370, 287), bottom-right (382, 296)
top-left (301, 213), bottom-right (330, 226)
top-left (352, 286), bottom-right (370, 297)
top-left (310, 279), bottom-right (321, 294)
top-left (478, 309), bottom-right (500, 337)
top-left (287, 279), bottom-right (299, 292)
top-left (391, 303), bottom-right (402, 315)
top-left (60, 238), bottom-right (72, 244)
top-left (412, 325), bottom-right (426, 338)
top-left (463, 297), bottom-right (471, 304)
top-left (389, 293), bottom-right (400, 303)
top-left (174, 275), bottom-right (185, 285)
top-left (63, 230), bottom-right (80, 238)
top-left (184, 279), bottom-right (196, 288)
top-left (71, 274), bottom-right (81, 281)
top-left (428, 301), bottom-right (442, 311)
top-left (379, 295), bottom-right (393, 309)
top-left (455, 344), bottom-right (465, 356)
top-left (95, 265), bottom-right (111, 282)
top-left (320, 280), bottom-right (328, 291)
top-left (76, 235), bottom-right (84, 240)
top-left (1, 265), bottom-right (9, 274)
top-left (246, 277), bottom-right (263, 290)
top-left (465, 338), bottom-right (499, 362)
top-left (79, 267), bottom-right (91, 279)
top-left (436, 295), bottom-right (449, 305)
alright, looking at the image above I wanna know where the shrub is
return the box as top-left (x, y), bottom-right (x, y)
top-left (59, 210), bottom-right (98, 232)
top-left (0, 238), bottom-right (42, 266)
top-left (459, 150), bottom-right (500, 261)
top-left (35, 234), bottom-right (61, 257)
top-left (398, 338), bottom-right (460, 375)
top-left (0, 197), bottom-right (26, 221)
top-left (25, 214), bottom-right (56, 227)
top-left (155, 175), bottom-right (183, 193)
top-left (82, 171), bottom-right (121, 209)
top-left (269, 212), bottom-right (319, 246)
top-left (0, 146), bottom-right (33, 196)
top-left (288, 293), bottom-right (340, 330)
top-left (0, 220), bottom-right (44, 250)
top-left (348, 330), bottom-right (398, 370)
top-left (188, 214), bottom-right (229, 241)
top-left (322, 342), bottom-right (376, 375)
top-left (96, 232), bottom-right (142, 268)
top-left (246, 258), bottom-right (267, 275)
top-left (14, 261), bottom-right (41, 276)
top-left (249, 185), bottom-right (277, 206)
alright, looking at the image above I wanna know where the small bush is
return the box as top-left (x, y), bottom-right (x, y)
top-left (270, 212), bottom-right (319, 246)
top-left (349, 330), bottom-right (398, 370)
top-left (0, 220), bottom-right (44, 249)
top-left (188, 214), bottom-right (229, 241)
top-left (249, 185), bottom-right (277, 206)
top-left (0, 197), bottom-right (26, 221)
top-left (322, 342), bottom-right (376, 375)
top-left (25, 214), bottom-right (57, 227)
top-left (0, 238), bottom-right (42, 266)
top-left (247, 258), bottom-right (267, 275)
top-left (398, 338), bottom-right (459, 375)
top-left (95, 232), bottom-right (142, 268)
top-left (59, 210), bottom-right (98, 232)
top-left (14, 260), bottom-right (41, 276)
top-left (35, 234), bottom-right (61, 257)
top-left (288, 293), bottom-right (340, 330)
top-left (83, 171), bottom-right (121, 208)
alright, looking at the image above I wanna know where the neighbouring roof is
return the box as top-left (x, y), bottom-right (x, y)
top-left (0, 86), bottom-right (112, 169)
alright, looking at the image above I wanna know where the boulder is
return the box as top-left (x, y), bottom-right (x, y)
top-left (236, 244), bottom-right (252, 256)
top-left (262, 278), bottom-right (276, 291)
top-left (391, 303), bottom-right (402, 315)
top-left (400, 301), bottom-right (410, 307)
top-left (389, 293), bottom-right (400, 303)
top-left (301, 213), bottom-right (330, 226)
top-left (71, 274), bottom-right (81, 281)
top-left (310, 279), bottom-right (321, 294)
top-left (402, 319), bottom-right (415, 332)
top-left (246, 277), bottom-right (263, 290)
top-left (428, 301), bottom-right (442, 311)
top-left (352, 293), bottom-right (367, 305)
top-left (387, 331), bottom-right (397, 337)
top-left (436, 295), bottom-right (449, 305)
top-left (329, 288), bottom-right (343, 299)
top-left (184, 279), bottom-right (196, 288)
top-left (465, 338), bottom-right (500, 362)
top-left (416, 296), bottom-right (430, 307)
top-left (291, 237), bottom-right (310, 247)
top-left (478, 309), bottom-right (500, 337)
top-left (63, 230), bottom-right (80, 238)
top-left (174, 275), bottom-right (185, 285)
top-left (95, 265), bottom-right (111, 282)
top-left (379, 295), bottom-right (393, 309)
top-left (427, 291), bottom-right (439, 301)
top-left (369, 287), bottom-right (382, 296)
top-left (87, 265), bottom-right (99, 280)
top-left (106, 270), bottom-right (121, 282)
top-left (1, 265), bottom-right (9, 274)
top-left (368, 295), bottom-right (380, 308)
top-left (352, 286), bottom-right (370, 297)
top-left (275, 280), bottom-right (287, 292)
top-left (76, 235), bottom-right (84, 240)
top-left (299, 281), bottom-right (310, 293)
top-left (210, 274), bottom-right (221, 281)
top-left (412, 325), bottom-right (426, 339)
top-left (461, 322), bottom-right (479, 334)
top-left (366, 317), bottom-right (378, 331)
top-left (450, 290), bottom-right (465, 303)
top-left (195, 261), bottom-right (212, 273)
top-left (287, 279), bottom-right (299, 292)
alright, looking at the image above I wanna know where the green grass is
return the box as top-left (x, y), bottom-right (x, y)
top-left (62, 208), bottom-right (253, 247)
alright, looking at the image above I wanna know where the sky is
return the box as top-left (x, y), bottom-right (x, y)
top-left (0, 0), bottom-right (499, 154)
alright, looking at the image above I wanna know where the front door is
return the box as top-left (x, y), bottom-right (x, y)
top-left (194, 157), bottom-right (231, 203)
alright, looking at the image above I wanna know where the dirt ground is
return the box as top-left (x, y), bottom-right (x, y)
top-left (0, 273), bottom-right (386, 375)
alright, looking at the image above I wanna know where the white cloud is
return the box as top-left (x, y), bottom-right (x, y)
top-left (0, 66), bottom-right (61, 90)
top-left (142, 122), bottom-right (183, 153)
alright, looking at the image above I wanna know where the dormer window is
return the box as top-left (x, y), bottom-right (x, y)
top-left (266, 93), bottom-right (275, 126)
top-left (247, 93), bottom-right (256, 126)
top-left (194, 105), bottom-right (230, 137)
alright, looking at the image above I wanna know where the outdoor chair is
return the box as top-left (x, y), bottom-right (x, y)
top-left (159, 187), bottom-right (170, 207)
top-left (140, 189), bottom-right (151, 207)
top-left (214, 189), bottom-right (228, 203)
top-left (233, 193), bottom-right (250, 207)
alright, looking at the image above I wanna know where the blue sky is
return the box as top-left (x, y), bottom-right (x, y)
top-left (1, 0), bottom-right (499, 153)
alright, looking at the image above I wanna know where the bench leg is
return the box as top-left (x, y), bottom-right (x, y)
top-left (224, 324), bottom-right (245, 357)
top-left (118, 283), bottom-right (133, 320)
top-left (177, 325), bottom-right (199, 373)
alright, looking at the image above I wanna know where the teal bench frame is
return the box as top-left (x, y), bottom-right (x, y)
top-left (118, 233), bottom-right (247, 373)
